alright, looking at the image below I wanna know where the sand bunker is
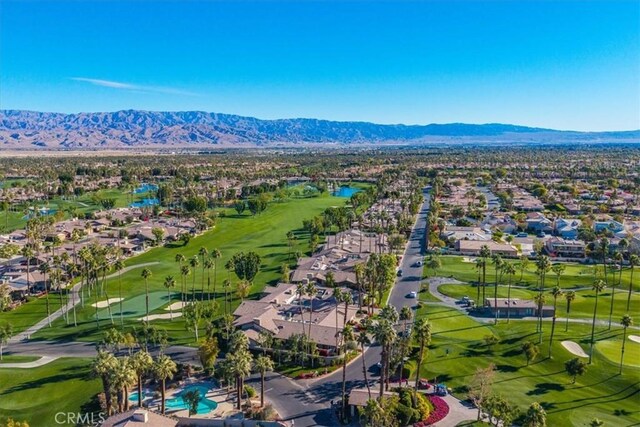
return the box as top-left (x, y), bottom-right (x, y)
top-left (629, 335), bottom-right (640, 344)
top-left (91, 298), bottom-right (123, 308)
top-left (562, 340), bottom-right (588, 358)
top-left (164, 301), bottom-right (188, 311)
top-left (462, 257), bottom-right (476, 263)
top-left (138, 312), bottom-right (183, 321)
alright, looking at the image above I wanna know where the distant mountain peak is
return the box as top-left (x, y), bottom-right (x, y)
top-left (0, 109), bottom-right (638, 149)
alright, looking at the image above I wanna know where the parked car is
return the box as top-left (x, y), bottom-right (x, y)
top-left (397, 269), bottom-right (403, 277)
top-left (415, 260), bottom-right (423, 267)
top-left (407, 291), bottom-right (417, 299)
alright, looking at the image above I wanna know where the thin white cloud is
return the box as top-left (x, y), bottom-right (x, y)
top-left (70, 77), bottom-right (199, 96)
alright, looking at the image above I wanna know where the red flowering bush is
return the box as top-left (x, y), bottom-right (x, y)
top-left (414, 395), bottom-right (449, 426)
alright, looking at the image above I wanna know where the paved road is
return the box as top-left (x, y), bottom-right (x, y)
top-left (252, 188), bottom-right (432, 426)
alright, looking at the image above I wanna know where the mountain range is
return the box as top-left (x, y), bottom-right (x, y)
top-left (0, 109), bottom-right (638, 149)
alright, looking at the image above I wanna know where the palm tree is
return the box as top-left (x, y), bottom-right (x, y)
top-left (357, 320), bottom-right (373, 399)
top-left (412, 318), bottom-right (431, 390)
top-left (222, 279), bottom-right (231, 316)
top-left (628, 254), bottom-right (638, 312)
top-left (333, 287), bottom-right (343, 350)
top-left (198, 247), bottom-right (209, 300)
top-left (503, 263), bottom-right (516, 323)
top-left (479, 245), bottom-right (491, 302)
top-left (548, 286), bottom-right (564, 358)
top-left (180, 265), bottom-right (190, 304)
top-left (92, 350), bottom-right (118, 416)
top-left (131, 349), bottom-right (153, 409)
top-left (20, 245), bottom-right (34, 295)
top-left (253, 355), bottom-right (274, 408)
top-left (551, 264), bottom-right (565, 288)
top-left (491, 254), bottom-right (504, 324)
top-left (39, 262), bottom-right (52, 327)
top-left (163, 276), bottom-right (177, 321)
top-left (564, 290), bottom-right (576, 332)
top-left (589, 280), bottom-right (606, 364)
top-left (305, 281), bottom-right (318, 355)
top-left (228, 349), bottom-right (253, 410)
top-left (534, 293), bottom-right (546, 344)
top-left (340, 324), bottom-right (355, 420)
top-left (373, 318), bottom-right (396, 398)
top-left (189, 255), bottom-right (200, 301)
top-left (154, 354), bottom-right (177, 414)
top-left (619, 314), bottom-right (633, 374)
top-left (111, 356), bottom-right (136, 413)
top-left (608, 251), bottom-right (623, 329)
top-left (0, 324), bottom-right (13, 361)
top-left (211, 248), bottom-right (221, 298)
top-left (114, 259), bottom-right (125, 327)
top-left (599, 237), bottom-right (610, 287)
top-left (399, 306), bottom-right (413, 385)
top-left (475, 258), bottom-right (484, 302)
top-left (535, 255), bottom-right (551, 340)
top-left (141, 268), bottom-right (152, 322)
top-left (204, 258), bottom-right (214, 301)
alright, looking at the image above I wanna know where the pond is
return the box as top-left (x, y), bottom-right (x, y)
top-left (332, 186), bottom-right (360, 198)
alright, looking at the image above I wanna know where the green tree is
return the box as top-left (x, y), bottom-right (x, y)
top-left (154, 354), bottom-right (177, 414)
top-left (564, 290), bottom-right (576, 332)
top-left (131, 350), bottom-right (153, 409)
top-left (253, 354), bottom-right (275, 408)
top-left (627, 254), bottom-right (638, 312)
top-left (522, 341), bottom-right (539, 366)
top-left (565, 357), bottom-right (587, 383)
top-left (92, 350), bottom-right (118, 416)
top-left (198, 336), bottom-right (219, 373)
top-left (230, 251), bottom-right (262, 283)
top-left (0, 323), bottom-right (13, 361)
top-left (163, 275), bottom-right (176, 321)
top-left (183, 389), bottom-right (201, 417)
top-left (412, 318), bottom-right (432, 390)
top-left (523, 402), bottom-right (547, 427)
top-left (548, 286), bottom-right (564, 358)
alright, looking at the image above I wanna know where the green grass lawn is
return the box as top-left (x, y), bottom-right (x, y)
top-left (0, 358), bottom-right (102, 427)
top-left (428, 255), bottom-right (640, 292)
top-left (30, 194), bottom-right (347, 344)
top-left (407, 296), bottom-right (640, 427)
top-left (0, 293), bottom-right (69, 334)
top-left (0, 355), bottom-right (39, 364)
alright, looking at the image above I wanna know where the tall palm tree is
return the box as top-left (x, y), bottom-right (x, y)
top-left (412, 318), bottom-right (431, 390)
top-left (131, 349), bottom-right (153, 409)
top-left (228, 349), bottom-right (253, 410)
top-left (305, 281), bottom-right (318, 355)
top-left (198, 247), bottom-right (209, 300)
top-left (619, 314), bottom-right (633, 374)
top-left (340, 324), bottom-right (355, 420)
top-left (154, 354), bottom-right (177, 414)
top-left (589, 280), bottom-right (606, 364)
top-left (608, 251), bottom-right (623, 329)
top-left (475, 258), bottom-right (484, 303)
top-left (373, 318), bottom-right (396, 397)
top-left (21, 245), bottom-right (34, 295)
top-left (627, 254), bottom-right (638, 312)
top-left (189, 255), bottom-right (200, 301)
top-left (204, 258), bottom-right (214, 301)
top-left (180, 265), bottom-right (190, 304)
top-left (491, 254), bottom-right (504, 324)
top-left (114, 259), bottom-right (125, 328)
top-left (564, 290), bottom-right (576, 332)
top-left (39, 262), bottom-right (52, 327)
top-left (111, 356), bottom-right (136, 413)
top-left (211, 248), bottom-right (221, 298)
top-left (141, 268), bottom-right (152, 322)
top-left (163, 276), bottom-right (177, 321)
top-left (503, 263), bottom-right (516, 324)
top-left (599, 237), bottom-right (610, 288)
top-left (92, 350), bottom-right (118, 416)
top-left (535, 255), bottom-right (552, 340)
top-left (534, 293), bottom-right (546, 344)
top-left (333, 287), bottom-right (343, 351)
top-left (479, 245), bottom-right (491, 302)
top-left (357, 320), bottom-right (373, 399)
top-left (548, 286), bottom-right (564, 358)
top-left (253, 355), bottom-right (274, 408)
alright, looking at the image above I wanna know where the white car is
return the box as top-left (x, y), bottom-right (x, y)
top-left (408, 291), bottom-right (418, 299)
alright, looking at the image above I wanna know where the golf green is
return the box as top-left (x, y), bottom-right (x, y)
top-left (95, 291), bottom-right (172, 319)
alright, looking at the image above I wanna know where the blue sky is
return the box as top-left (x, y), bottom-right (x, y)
top-left (1, 0), bottom-right (639, 131)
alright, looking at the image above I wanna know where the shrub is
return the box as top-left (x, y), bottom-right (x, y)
top-left (244, 385), bottom-right (257, 398)
top-left (418, 395), bottom-right (449, 425)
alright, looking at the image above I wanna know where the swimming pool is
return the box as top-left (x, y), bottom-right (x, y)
top-left (128, 391), bottom-right (151, 402)
top-left (165, 384), bottom-right (218, 414)
top-left (130, 198), bottom-right (159, 208)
